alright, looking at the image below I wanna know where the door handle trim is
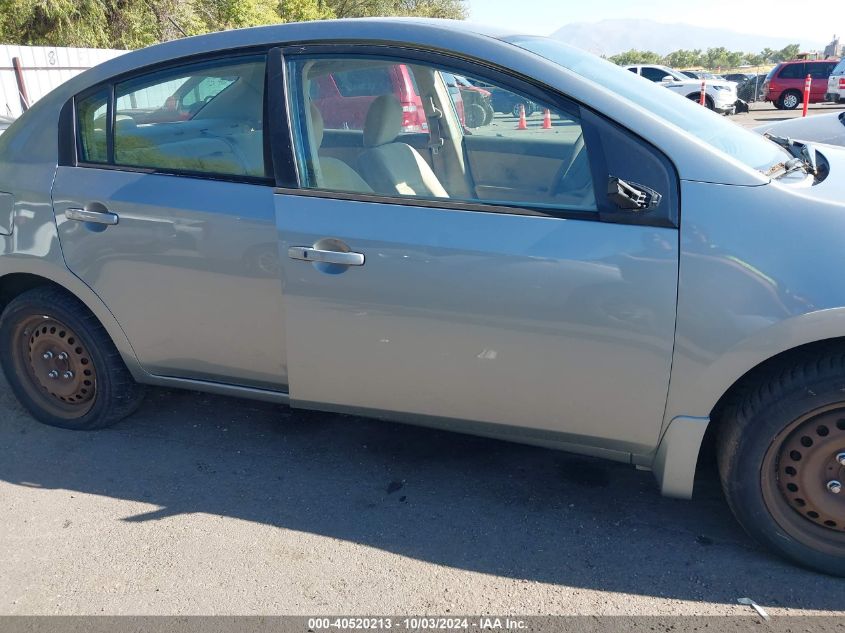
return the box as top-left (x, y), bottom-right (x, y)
top-left (65, 208), bottom-right (120, 226)
top-left (288, 246), bottom-right (364, 266)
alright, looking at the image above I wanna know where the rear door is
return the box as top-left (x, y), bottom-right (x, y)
top-left (273, 48), bottom-right (680, 456)
top-left (52, 53), bottom-right (287, 389)
top-left (809, 61), bottom-right (837, 100)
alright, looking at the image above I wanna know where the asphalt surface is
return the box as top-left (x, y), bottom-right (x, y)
top-left (2, 372), bottom-right (845, 615)
top-left (3, 99), bottom-right (845, 617)
top-left (729, 100), bottom-right (844, 129)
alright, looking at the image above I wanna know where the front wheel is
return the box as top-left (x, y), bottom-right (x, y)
top-left (685, 93), bottom-right (714, 110)
top-left (716, 350), bottom-right (845, 576)
top-left (0, 287), bottom-right (145, 430)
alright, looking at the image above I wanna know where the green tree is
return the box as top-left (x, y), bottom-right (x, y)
top-left (0, 0), bottom-right (466, 48)
top-left (327, 0), bottom-right (467, 18)
top-left (774, 43), bottom-right (800, 62)
top-left (663, 49), bottom-right (703, 68)
top-left (703, 46), bottom-right (729, 69)
top-left (608, 49), bottom-right (663, 65)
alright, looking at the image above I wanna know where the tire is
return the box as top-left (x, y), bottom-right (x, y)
top-left (482, 103), bottom-right (494, 125)
top-left (685, 93), bottom-right (714, 110)
top-left (0, 286), bottom-right (145, 430)
top-left (716, 348), bottom-right (845, 576)
top-left (779, 90), bottom-right (802, 110)
top-left (464, 102), bottom-right (487, 128)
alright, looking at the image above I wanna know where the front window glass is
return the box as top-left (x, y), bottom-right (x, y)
top-left (510, 36), bottom-right (788, 173)
top-left (287, 55), bottom-right (596, 212)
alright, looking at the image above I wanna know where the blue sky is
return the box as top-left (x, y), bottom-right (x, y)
top-left (468, 0), bottom-right (839, 43)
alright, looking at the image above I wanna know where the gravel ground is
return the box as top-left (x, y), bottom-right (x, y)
top-left (2, 374), bottom-right (844, 615)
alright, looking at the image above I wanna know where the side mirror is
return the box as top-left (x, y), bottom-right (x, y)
top-left (661, 75), bottom-right (673, 82)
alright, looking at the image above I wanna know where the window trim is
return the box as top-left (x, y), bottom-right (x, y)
top-left (62, 48), bottom-right (277, 187)
top-left (275, 43), bottom-right (678, 228)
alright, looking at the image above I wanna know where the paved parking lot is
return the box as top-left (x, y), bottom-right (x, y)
top-left (2, 373), bottom-right (844, 615)
top-left (730, 100), bottom-right (845, 129)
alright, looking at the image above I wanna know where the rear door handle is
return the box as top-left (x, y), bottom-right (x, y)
top-left (65, 208), bottom-right (120, 226)
top-left (288, 246), bottom-right (364, 266)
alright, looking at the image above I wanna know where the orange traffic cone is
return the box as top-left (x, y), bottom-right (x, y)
top-left (542, 108), bottom-right (552, 129)
top-left (516, 104), bottom-right (527, 130)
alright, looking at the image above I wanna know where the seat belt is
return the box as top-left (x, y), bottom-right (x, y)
top-left (425, 95), bottom-right (447, 180)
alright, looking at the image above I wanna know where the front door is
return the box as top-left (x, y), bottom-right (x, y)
top-left (275, 50), bottom-right (680, 455)
top-left (52, 53), bottom-right (287, 389)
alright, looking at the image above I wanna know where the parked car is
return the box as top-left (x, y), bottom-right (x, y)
top-left (724, 72), bottom-right (754, 84)
top-left (2, 19), bottom-right (845, 577)
top-left (680, 70), bottom-right (726, 81)
top-left (755, 111), bottom-right (845, 147)
top-left (310, 63), bottom-right (430, 133)
top-left (0, 115), bottom-right (12, 135)
top-left (826, 58), bottom-right (845, 103)
top-left (468, 77), bottom-right (539, 116)
top-left (763, 59), bottom-right (840, 109)
top-left (737, 73), bottom-right (769, 102)
top-left (448, 73), bottom-right (494, 127)
top-left (626, 64), bottom-right (739, 113)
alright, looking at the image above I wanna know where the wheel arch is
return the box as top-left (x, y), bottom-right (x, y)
top-left (0, 266), bottom-right (146, 381)
top-left (654, 308), bottom-right (845, 498)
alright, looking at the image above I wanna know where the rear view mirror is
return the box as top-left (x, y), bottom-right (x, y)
top-left (661, 75), bottom-right (672, 82)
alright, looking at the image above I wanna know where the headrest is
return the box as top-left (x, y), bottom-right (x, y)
top-left (309, 102), bottom-right (324, 147)
top-left (363, 94), bottom-right (403, 148)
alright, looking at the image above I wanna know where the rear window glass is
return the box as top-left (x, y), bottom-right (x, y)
top-left (834, 60), bottom-right (845, 75)
top-left (333, 67), bottom-right (393, 97)
top-left (778, 63), bottom-right (805, 79)
top-left (76, 88), bottom-right (109, 164)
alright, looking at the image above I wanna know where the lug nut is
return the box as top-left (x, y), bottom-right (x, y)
top-left (837, 453), bottom-right (845, 467)
top-left (42, 351), bottom-right (53, 360)
top-left (828, 480), bottom-right (842, 495)
top-left (47, 370), bottom-right (59, 379)
top-left (62, 371), bottom-right (74, 380)
top-left (57, 352), bottom-right (68, 361)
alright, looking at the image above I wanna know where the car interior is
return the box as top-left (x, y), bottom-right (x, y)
top-left (292, 58), bottom-right (596, 212)
top-left (77, 55), bottom-right (596, 213)
top-left (79, 59), bottom-right (268, 178)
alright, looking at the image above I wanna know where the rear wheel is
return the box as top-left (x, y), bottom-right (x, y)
top-left (482, 102), bottom-right (495, 125)
top-left (717, 350), bottom-right (845, 576)
top-left (0, 287), bottom-right (145, 429)
top-left (779, 90), bottom-right (802, 110)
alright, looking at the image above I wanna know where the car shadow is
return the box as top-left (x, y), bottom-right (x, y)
top-left (1, 382), bottom-right (842, 610)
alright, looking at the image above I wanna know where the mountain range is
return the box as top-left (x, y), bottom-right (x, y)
top-left (550, 19), bottom-right (826, 56)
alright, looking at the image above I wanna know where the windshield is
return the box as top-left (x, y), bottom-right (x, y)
top-left (508, 36), bottom-right (787, 173)
top-left (659, 67), bottom-right (689, 81)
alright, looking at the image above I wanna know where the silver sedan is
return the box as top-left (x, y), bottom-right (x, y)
top-left (1, 19), bottom-right (844, 576)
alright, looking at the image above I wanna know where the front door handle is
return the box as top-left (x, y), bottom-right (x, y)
top-left (288, 246), bottom-right (365, 266)
top-left (65, 208), bottom-right (120, 226)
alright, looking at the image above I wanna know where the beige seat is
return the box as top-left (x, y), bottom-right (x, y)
top-left (309, 105), bottom-right (372, 193)
top-left (356, 95), bottom-right (448, 198)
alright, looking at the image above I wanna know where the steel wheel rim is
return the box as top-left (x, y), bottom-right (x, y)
top-left (12, 315), bottom-right (97, 418)
top-left (762, 404), bottom-right (845, 554)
